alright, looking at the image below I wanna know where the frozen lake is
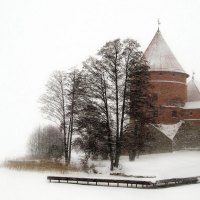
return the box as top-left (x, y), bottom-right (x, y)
top-left (1, 168), bottom-right (200, 200)
top-left (1, 151), bottom-right (200, 200)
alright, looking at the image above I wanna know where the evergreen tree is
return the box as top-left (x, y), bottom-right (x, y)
top-left (125, 59), bottom-right (156, 161)
top-left (74, 102), bottom-right (109, 160)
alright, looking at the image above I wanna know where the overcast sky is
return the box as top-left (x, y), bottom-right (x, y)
top-left (0, 0), bottom-right (200, 161)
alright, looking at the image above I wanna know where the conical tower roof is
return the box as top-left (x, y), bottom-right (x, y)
top-left (187, 79), bottom-right (200, 102)
top-left (144, 30), bottom-right (186, 74)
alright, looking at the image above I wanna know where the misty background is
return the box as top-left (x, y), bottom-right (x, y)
top-left (0, 0), bottom-right (200, 160)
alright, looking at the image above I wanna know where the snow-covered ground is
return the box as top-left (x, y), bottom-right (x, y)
top-left (1, 151), bottom-right (200, 200)
top-left (91, 151), bottom-right (200, 180)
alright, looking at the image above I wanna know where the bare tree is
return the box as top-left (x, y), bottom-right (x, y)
top-left (98, 39), bottom-right (147, 168)
top-left (28, 126), bottom-right (43, 158)
top-left (28, 125), bottom-right (64, 160)
top-left (65, 69), bottom-right (85, 163)
top-left (39, 39), bottom-right (153, 169)
top-left (76, 39), bottom-right (149, 169)
top-left (40, 71), bottom-right (68, 163)
top-left (40, 70), bottom-right (84, 164)
top-left (81, 57), bottom-right (115, 170)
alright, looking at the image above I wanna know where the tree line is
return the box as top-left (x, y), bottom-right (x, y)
top-left (28, 38), bottom-right (156, 170)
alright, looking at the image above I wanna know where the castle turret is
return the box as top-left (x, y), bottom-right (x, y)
top-left (187, 79), bottom-right (200, 102)
top-left (144, 29), bottom-right (188, 123)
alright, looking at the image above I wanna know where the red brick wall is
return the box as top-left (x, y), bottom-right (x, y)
top-left (150, 71), bottom-right (187, 82)
top-left (182, 109), bottom-right (200, 125)
top-left (183, 109), bottom-right (200, 119)
top-left (149, 71), bottom-right (187, 124)
top-left (154, 107), bottom-right (200, 125)
top-left (132, 70), bottom-right (200, 125)
top-left (150, 71), bottom-right (187, 106)
top-left (155, 106), bottom-right (183, 124)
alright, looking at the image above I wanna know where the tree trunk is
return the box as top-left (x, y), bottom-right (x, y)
top-left (60, 79), bottom-right (68, 165)
top-left (65, 118), bottom-right (71, 164)
top-left (101, 74), bottom-right (114, 171)
top-left (63, 120), bottom-right (68, 164)
top-left (68, 72), bottom-right (76, 163)
top-left (128, 149), bottom-right (136, 161)
top-left (115, 58), bottom-right (130, 167)
top-left (114, 55), bottom-right (120, 168)
top-left (68, 116), bottom-right (73, 163)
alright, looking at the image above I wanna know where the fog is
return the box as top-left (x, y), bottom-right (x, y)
top-left (0, 0), bottom-right (200, 161)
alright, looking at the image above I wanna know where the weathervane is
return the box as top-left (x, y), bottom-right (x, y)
top-left (158, 18), bottom-right (161, 31)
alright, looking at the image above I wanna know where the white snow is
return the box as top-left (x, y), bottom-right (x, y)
top-left (184, 101), bottom-right (200, 109)
top-left (185, 119), bottom-right (200, 121)
top-left (91, 151), bottom-right (200, 180)
top-left (194, 80), bottom-right (200, 92)
top-left (1, 151), bottom-right (200, 200)
top-left (150, 80), bottom-right (186, 85)
top-left (162, 105), bottom-right (178, 108)
top-left (153, 121), bottom-right (182, 140)
top-left (144, 31), bottom-right (185, 74)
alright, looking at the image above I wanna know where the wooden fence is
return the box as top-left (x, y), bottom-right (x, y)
top-left (47, 176), bottom-right (199, 188)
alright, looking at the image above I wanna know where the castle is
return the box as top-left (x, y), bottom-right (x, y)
top-left (143, 28), bottom-right (200, 152)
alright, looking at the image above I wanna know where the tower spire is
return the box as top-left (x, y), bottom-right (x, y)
top-left (144, 26), bottom-right (187, 74)
top-left (157, 18), bottom-right (161, 32)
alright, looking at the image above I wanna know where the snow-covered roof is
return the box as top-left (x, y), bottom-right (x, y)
top-left (187, 79), bottom-right (200, 102)
top-left (144, 30), bottom-right (186, 74)
top-left (154, 121), bottom-right (183, 140)
top-left (184, 101), bottom-right (200, 109)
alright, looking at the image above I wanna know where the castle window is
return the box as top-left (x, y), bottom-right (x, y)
top-left (173, 73), bottom-right (175, 76)
top-left (152, 93), bottom-right (158, 101)
top-left (159, 72), bottom-right (162, 75)
top-left (190, 112), bottom-right (193, 116)
top-left (172, 110), bottom-right (177, 117)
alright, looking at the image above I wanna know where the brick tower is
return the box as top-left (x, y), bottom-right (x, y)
top-left (140, 28), bottom-right (200, 152)
top-left (144, 29), bottom-right (189, 124)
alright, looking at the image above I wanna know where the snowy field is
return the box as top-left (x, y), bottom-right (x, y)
top-left (1, 151), bottom-right (200, 200)
top-left (91, 151), bottom-right (200, 180)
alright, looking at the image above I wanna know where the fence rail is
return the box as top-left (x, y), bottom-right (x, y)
top-left (47, 175), bottom-right (199, 188)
